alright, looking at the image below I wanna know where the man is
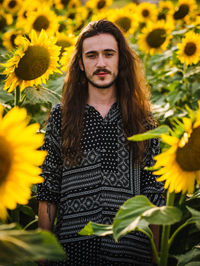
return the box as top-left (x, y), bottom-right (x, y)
top-left (37, 20), bottom-right (164, 266)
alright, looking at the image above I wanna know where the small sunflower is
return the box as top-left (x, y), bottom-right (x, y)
top-left (56, 32), bottom-right (76, 57)
top-left (3, 0), bottom-right (22, 14)
top-left (2, 29), bottom-right (24, 50)
top-left (24, 5), bottom-right (60, 35)
top-left (15, 0), bottom-right (40, 29)
top-left (154, 102), bottom-right (200, 194)
top-left (2, 29), bottom-right (61, 92)
top-left (137, 2), bottom-right (158, 23)
top-left (86, 0), bottom-right (113, 11)
top-left (0, 10), bottom-right (13, 32)
top-left (0, 105), bottom-right (47, 220)
top-left (109, 7), bottom-right (138, 36)
top-left (138, 21), bottom-right (173, 55)
top-left (53, 0), bottom-right (81, 10)
top-left (157, 0), bottom-right (174, 21)
top-left (60, 45), bottom-right (75, 72)
top-left (177, 31), bottom-right (200, 65)
top-left (173, 0), bottom-right (197, 22)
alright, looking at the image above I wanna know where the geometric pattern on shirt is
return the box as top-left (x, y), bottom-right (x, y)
top-left (37, 103), bottom-right (164, 266)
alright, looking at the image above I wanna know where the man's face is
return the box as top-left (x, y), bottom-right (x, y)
top-left (80, 33), bottom-right (119, 90)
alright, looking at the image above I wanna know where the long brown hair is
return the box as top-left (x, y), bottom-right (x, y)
top-left (62, 19), bottom-right (154, 166)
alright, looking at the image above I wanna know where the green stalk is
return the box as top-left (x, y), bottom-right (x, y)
top-left (168, 220), bottom-right (189, 248)
top-left (150, 235), bottom-right (160, 265)
top-left (159, 192), bottom-right (175, 266)
top-left (14, 86), bottom-right (21, 106)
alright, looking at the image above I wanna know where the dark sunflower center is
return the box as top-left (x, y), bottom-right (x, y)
top-left (142, 9), bottom-right (150, 18)
top-left (115, 17), bottom-right (131, 33)
top-left (176, 126), bottom-right (200, 171)
top-left (15, 45), bottom-right (50, 81)
top-left (23, 10), bottom-right (27, 19)
top-left (68, 11), bottom-right (75, 20)
top-left (173, 4), bottom-right (189, 20)
top-left (97, 0), bottom-right (106, 9)
top-left (0, 137), bottom-right (12, 185)
top-left (8, 0), bottom-right (16, 8)
top-left (158, 13), bottom-right (166, 20)
top-left (146, 28), bottom-right (166, 48)
top-left (10, 34), bottom-right (17, 48)
top-left (33, 15), bottom-right (50, 31)
top-left (184, 42), bottom-right (196, 56)
top-left (61, 0), bottom-right (70, 7)
top-left (0, 16), bottom-right (6, 31)
top-left (59, 23), bottom-right (66, 32)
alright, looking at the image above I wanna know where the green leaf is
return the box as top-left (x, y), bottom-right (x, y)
top-left (79, 221), bottom-right (113, 237)
top-left (176, 247), bottom-right (200, 266)
top-left (127, 125), bottom-right (169, 141)
top-left (113, 196), bottom-right (154, 240)
top-left (112, 196), bottom-right (182, 241)
top-left (142, 206), bottom-right (182, 225)
top-left (24, 85), bottom-right (61, 105)
top-left (0, 224), bottom-right (66, 264)
top-left (186, 206), bottom-right (200, 229)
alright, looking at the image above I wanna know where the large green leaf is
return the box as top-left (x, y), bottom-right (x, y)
top-left (0, 223), bottom-right (66, 265)
top-left (79, 221), bottom-right (112, 237)
top-left (127, 125), bottom-right (169, 141)
top-left (24, 85), bottom-right (61, 105)
top-left (176, 247), bottom-right (200, 266)
top-left (112, 195), bottom-right (182, 241)
top-left (186, 206), bottom-right (200, 230)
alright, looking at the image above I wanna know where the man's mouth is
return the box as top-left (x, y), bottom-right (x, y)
top-left (93, 69), bottom-right (111, 77)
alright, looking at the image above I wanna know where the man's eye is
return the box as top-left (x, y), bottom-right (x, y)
top-left (105, 53), bottom-right (113, 57)
top-left (87, 54), bottom-right (96, 58)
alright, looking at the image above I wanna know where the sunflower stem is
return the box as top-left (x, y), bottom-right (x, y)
top-left (168, 220), bottom-right (190, 248)
top-left (14, 86), bottom-right (21, 106)
top-left (159, 191), bottom-right (175, 266)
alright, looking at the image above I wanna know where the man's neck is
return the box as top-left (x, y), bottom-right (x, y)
top-left (87, 86), bottom-right (117, 118)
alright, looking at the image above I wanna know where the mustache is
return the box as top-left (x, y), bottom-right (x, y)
top-left (93, 68), bottom-right (111, 75)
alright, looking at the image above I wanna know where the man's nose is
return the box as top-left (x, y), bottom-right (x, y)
top-left (96, 55), bottom-right (106, 67)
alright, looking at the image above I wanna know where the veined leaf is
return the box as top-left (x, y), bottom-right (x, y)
top-left (176, 246), bottom-right (200, 266)
top-left (0, 224), bottom-right (66, 264)
top-left (127, 125), bottom-right (169, 142)
top-left (79, 221), bottom-right (113, 237)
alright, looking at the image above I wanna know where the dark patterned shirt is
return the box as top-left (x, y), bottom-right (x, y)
top-left (37, 103), bottom-right (164, 266)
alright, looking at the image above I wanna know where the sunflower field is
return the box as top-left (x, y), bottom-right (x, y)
top-left (0, 0), bottom-right (200, 265)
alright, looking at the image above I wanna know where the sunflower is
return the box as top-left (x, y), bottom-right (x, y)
top-left (2, 29), bottom-right (24, 50)
top-left (53, 0), bottom-right (81, 10)
top-left (157, 0), bottom-right (174, 21)
top-left (86, 0), bottom-right (113, 11)
top-left (173, 0), bottom-right (197, 23)
top-left (177, 31), bottom-right (200, 65)
top-left (0, 105), bottom-right (47, 220)
top-left (2, 29), bottom-right (61, 92)
top-left (56, 32), bottom-right (76, 57)
top-left (154, 102), bottom-right (200, 194)
top-left (3, 0), bottom-right (22, 14)
top-left (137, 2), bottom-right (158, 23)
top-left (15, 0), bottom-right (40, 30)
top-left (0, 10), bottom-right (13, 32)
top-left (109, 7), bottom-right (138, 36)
top-left (60, 45), bottom-right (75, 72)
top-left (24, 5), bottom-right (60, 35)
top-left (138, 21), bottom-right (173, 55)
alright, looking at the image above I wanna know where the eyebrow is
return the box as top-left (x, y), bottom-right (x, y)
top-left (85, 49), bottom-right (117, 55)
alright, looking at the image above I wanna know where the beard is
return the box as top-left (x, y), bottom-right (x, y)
top-left (82, 65), bottom-right (118, 89)
top-left (85, 74), bottom-right (118, 89)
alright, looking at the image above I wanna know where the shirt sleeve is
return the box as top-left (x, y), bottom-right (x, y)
top-left (141, 138), bottom-right (165, 207)
top-left (37, 104), bottom-right (63, 204)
